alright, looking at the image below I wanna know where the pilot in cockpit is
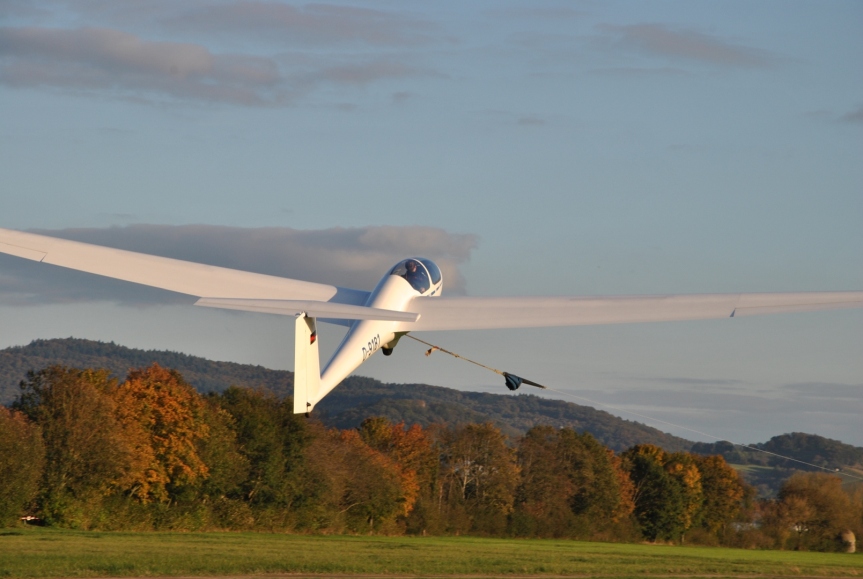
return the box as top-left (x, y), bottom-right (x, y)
top-left (404, 260), bottom-right (429, 293)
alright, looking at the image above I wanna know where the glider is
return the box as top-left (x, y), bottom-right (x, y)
top-left (2, 227), bottom-right (862, 414)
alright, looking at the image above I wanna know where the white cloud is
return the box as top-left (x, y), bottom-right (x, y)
top-left (598, 23), bottom-right (777, 68)
top-left (0, 18), bottom-right (438, 106)
top-left (162, 2), bottom-right (437, 47)
top-left (0, 26), bottom-right (285, 105)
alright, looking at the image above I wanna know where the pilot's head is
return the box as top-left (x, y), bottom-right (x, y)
top-left (406, 260), bottom-right (418, 272)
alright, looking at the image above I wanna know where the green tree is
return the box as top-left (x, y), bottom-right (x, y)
top-left (195, 400), bottom-right (249, 500)
top-left (14, 366), bottom-right (131, 527)
top-left (0, 407), bottom-right (45, 525)
top-left (663, 452), bottom-right (703, 540)
top-left (514, 426), bottom-right (580, 537)
top-left (192, 398), bottom-right (251, 528)
top-left (214, 387), bottom-right (312, 527)
top-left (623, 444), bottom-right (687, 541)
top-left (562, 429), bottom-right (635, 525)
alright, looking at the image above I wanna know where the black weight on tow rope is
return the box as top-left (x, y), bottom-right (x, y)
top-left (503, 372), bottom-right (547, 391)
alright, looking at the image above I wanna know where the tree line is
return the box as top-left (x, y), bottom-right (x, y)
top-left (1, 364), bottom-right (860, 551)
top-left (0, 338), bottom-right (695, 452)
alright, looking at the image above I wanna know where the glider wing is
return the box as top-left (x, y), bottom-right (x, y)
top-left (0, 227), bottom-right (369, 305)
top-left (399, 292), bottom-right (863, 331)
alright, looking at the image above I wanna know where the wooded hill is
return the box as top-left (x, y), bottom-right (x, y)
top-left (693, 435), bottom-right (863, 497)
top-left (3, 339), bottom-right (861, 477)
top-left (0, 338), bottom-right (692, 451)
top-left (694, 435), bottom-right (863, 470)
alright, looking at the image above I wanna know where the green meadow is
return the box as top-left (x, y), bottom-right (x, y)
top-left (1, 528), bottom-right (861, 578)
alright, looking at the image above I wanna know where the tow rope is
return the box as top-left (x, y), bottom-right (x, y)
top-left (404, 334), bottom-right (546, 390)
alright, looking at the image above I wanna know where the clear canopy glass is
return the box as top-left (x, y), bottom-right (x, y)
top-left (390, 258), bottom-right (437, 293)
top-left (419, 258), bottom-right (442, 285)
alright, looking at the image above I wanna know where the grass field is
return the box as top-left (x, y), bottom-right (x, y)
top-left (1, 527), bottom-right (861, 578)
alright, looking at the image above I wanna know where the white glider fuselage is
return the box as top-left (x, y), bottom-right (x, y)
top-left (314, 258), bottom-right (442, 408)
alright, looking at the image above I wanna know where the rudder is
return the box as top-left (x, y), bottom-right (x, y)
top-left (293, 314), bottom-right (321, 415)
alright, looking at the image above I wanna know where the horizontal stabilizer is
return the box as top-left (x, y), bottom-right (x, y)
top-left (195, 297), bottom-right (420, 322)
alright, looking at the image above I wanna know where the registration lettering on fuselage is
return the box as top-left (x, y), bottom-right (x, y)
top-left (361, 334), bottom-right (381, 360)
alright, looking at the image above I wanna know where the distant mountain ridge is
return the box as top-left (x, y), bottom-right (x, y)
top-left (1, 338), bottom-right (693, 451)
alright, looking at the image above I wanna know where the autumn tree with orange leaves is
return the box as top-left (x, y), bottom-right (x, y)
top-left (112, 364), bottom-right (210, 503)
top-left (513, 426), bottom-right (635, 539)
top-left (359, 418), bottom-right (439, 513)
top-left (761, 472), bottom-right (863, 551)
top-left (303, 424), bottom-right (406, 533)
top-left (693, 454), bottom-right (752, 536)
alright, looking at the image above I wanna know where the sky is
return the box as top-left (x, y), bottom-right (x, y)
top-left (1, 1), bottom-right (861, 446)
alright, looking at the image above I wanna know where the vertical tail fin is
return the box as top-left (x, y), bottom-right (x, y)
top-left (293, 314), bottom-right (321, 415)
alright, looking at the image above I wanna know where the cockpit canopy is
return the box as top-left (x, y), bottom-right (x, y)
top-left (390, 258), bottom-right (442, 294)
